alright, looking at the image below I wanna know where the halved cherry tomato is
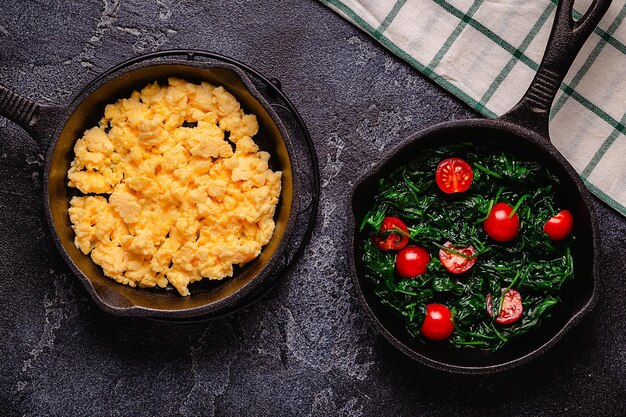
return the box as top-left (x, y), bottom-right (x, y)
top-left (435, 158), bottom-right (474, 194)
top-left (543, 210), bottom-right (574, 241)
top-left (486, 289), bottom-right (523, 324)
top-left (421, 303), bottom-right (454, 341)
top-left (396, 245), bottom-right (430, 278)
top-left (438, 241), bottom-right (477, 274)
top-left (372, 216), bottom-right (409, 251)
top-left (483, 202), bottom-right (520, 242)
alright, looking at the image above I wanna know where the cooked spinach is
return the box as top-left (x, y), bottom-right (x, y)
top-left (360, 144), bottom-right (574, 351)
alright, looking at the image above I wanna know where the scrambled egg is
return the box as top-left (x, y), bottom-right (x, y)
top-left (67, 78), bottom-right (282, 296)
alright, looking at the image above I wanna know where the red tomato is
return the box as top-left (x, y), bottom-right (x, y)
top-left (438, 241), bottom-right (477, 274)
top-left (395, 246), bottom-right (430, 278)
top-left (543, 210), bottom-right (574, 241)
top-left (486, 289), bottom-right (523, 324)
top-left (435, 158), bottom-right (474, 194)
top-left (372, 216), bottom-right (409, 251)
top-left (421, 304), bottom-right (454, 341)
top-left (483, 202), bottom-right (520, 242)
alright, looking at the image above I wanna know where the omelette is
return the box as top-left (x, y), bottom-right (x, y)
top-left (66, 78), bottom-right (282, 296)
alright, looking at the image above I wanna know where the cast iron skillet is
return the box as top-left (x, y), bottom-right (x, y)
top-left (0, 51), bottom-right (304, 319)
top-left (349, 0), bottom-right (611, 373)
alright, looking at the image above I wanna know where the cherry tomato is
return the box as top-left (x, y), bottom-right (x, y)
top-left (486, 289), bottom-right (523, 324)
top-left (372, 216), bottom-right (409, 251)
top-left (395, 246), bottom-right (430, 278)
top-left (438, 241), bottom-right (477, 274)
top-left (543, 210), bottom-right (574, 241)
top-left (483, 202), bottom-right (520, 242)
top-left (421, 304), bottom-right (454, 341)
top-left (435, 158), bottom-right (474, 194)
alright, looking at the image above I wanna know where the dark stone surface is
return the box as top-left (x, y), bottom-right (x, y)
top-left (0, 1), bottom-right (625, 416)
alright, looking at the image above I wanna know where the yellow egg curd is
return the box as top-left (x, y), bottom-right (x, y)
top-left (67, 78), bottom-right (282, 296)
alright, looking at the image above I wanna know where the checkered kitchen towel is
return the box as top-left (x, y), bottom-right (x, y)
top-left (320, 0), bottom-right (626, 216)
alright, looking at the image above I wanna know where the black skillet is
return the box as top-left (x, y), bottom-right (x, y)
top-left (349, 0), bottom-right (611, 373)
top-left (0, 50), bottom-right (319, 319)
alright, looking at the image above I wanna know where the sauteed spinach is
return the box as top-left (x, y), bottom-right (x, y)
top-left (360, 143), bottom-right (575, 351)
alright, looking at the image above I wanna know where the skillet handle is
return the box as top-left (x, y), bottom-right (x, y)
top-left (499, 0), bottom-right (612, 137)
top-left (0, 84), bottom-right (55, 146)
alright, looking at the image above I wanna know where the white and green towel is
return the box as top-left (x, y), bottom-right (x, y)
top-left (321, 0), bottom-right (626, 216)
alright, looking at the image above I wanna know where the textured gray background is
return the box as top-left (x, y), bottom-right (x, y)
top-left (1, 1), bottom-right (625, 416)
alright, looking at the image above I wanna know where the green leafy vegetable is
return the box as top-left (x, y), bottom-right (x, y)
top-left (360, 144), bottom-right (575, 351)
